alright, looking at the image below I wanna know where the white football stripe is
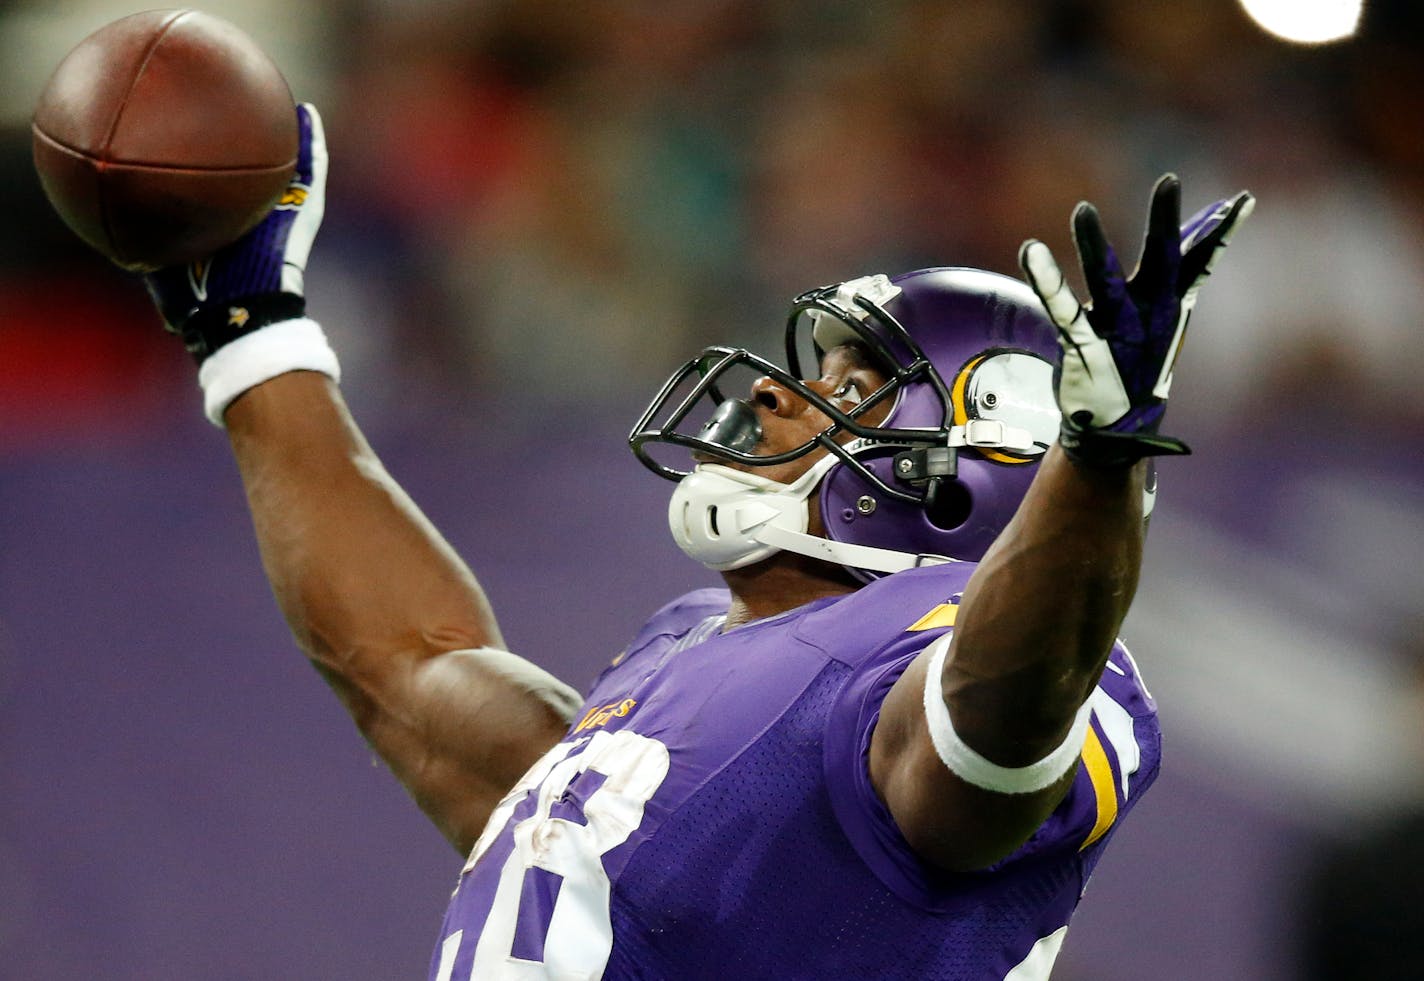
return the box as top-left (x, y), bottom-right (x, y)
top-left (1090, 686), bottom-right (1141, 800)
top-left (1004, 925), bottom-right (1068, 980)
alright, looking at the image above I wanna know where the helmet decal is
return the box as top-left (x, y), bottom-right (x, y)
top-left (949, 350), bottom-right (1057, 465)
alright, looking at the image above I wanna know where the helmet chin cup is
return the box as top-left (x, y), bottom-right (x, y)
top-left (668, 459), bottom-right (837, 571)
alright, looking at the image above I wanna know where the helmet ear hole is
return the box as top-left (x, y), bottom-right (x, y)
top-left (924, 478), bottom-right (972, 531)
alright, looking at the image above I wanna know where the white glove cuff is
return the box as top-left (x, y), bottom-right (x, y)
top-left (197, 317), bottom-right (341, 426)
top-left (921, 632), bottom-right (1093, 794)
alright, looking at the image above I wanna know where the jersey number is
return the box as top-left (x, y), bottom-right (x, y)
top-left (436, 729), bottom-right (671, 980)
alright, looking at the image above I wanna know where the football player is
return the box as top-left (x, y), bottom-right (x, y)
top-left (143, 104), bottom-right (1251, 979)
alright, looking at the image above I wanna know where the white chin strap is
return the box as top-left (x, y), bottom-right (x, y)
top-left (667, 459), bottom-right (950, 575)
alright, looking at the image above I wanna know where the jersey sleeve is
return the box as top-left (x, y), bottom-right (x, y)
top-left (822, 632), bottom-right (1162, 908)
top-left (1062, 642), bottom-right (1162, 873)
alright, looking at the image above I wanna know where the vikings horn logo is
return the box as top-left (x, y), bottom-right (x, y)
top-left (277, 183), bottom-right (310, 210)
top-left (949, 349), bottom-right (1057, 464)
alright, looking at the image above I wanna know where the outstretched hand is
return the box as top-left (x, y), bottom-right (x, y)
top-left (1019, 174), bottom-right (1254, 467)
top-left (145, 102), bottom-right (328, 361)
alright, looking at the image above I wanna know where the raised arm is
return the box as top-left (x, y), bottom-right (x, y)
top-left (869, 176), bottom-right (1253, 871)
top-left (144, 105), bottom-right (581, 853)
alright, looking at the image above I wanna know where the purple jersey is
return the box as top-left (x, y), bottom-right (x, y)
top-left (429, 565), bottom-right (1160, 980)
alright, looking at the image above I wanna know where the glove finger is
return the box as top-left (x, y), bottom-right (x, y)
top-left (1071, 201), bottom-right (1109, 281)
top-left (1020, 239), bottom-right (1094, 339)
top-left (1178, 192), bottom-right (1241, 251)
top-left (1020, 236), bottom-right (1106, 401)
top-left (143, 265), bottom-right (196, 329)
top-left (280, 103), bottom-right (329, 294)
top-left (1073, 202), bottom-right (1130, 335)
top-left (294, 103), bottom-right (318, 186)
top-left (1178, 190), bottom-right (1255, 292)
top-left (1133, 173), bottom-right (1181, 299)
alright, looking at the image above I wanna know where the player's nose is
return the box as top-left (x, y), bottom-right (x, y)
top-left (750, 375), bottom-right (809, 417)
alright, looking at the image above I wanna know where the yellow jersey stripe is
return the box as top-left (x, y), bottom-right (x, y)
top-left (1080, 721), bottom-right (1118, 850)
top-left (907, 604), bottom-right (958, 631)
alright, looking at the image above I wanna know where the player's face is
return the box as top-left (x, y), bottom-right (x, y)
top-left (729, 342), bottom-right (893, 485)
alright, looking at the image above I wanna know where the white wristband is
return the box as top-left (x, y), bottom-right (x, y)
top-left (921, 632), bottom-right (1093, 794)
top-left (196, 317), bottom-right (340, 426)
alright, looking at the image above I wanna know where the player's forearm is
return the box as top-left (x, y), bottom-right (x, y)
top-left (941, 446), bottom-right (1144, 765)
top-left (224, 371), bottom-right (504, 676)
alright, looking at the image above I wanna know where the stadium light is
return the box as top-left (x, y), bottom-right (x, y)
top-left (1238, 0), bottom-right (1363, 44)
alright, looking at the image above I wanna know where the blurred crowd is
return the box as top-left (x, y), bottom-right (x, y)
top-left (315, 0), bottom-right (1424, 431)
top-left (2, 1), bottom-right (1423, 977)
top-left (2, 0), bottom-right (1422, 426)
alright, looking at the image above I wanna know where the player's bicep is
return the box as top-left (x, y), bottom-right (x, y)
top-left (335, 646), bottom-right (582, 853)
top-left (868, 643), bottom-right (1078, 872)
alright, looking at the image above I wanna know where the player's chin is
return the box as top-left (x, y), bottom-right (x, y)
top-left (691, 454), bottom-right (785, 478)
top-left (690, 449), bottom-right (758, 470)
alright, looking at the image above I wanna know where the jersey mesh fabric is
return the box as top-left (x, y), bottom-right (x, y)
top-left (603, 661), bottom-right (1082, 980)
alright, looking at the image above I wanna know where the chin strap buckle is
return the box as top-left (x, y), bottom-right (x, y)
top-left (893, 420), bottom-right (1044, 483)
top-left (951, 419), bottom-right (1041, 454)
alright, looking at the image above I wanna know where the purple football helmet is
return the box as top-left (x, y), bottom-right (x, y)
top-left (629, 267), bottom-right (1062, 578)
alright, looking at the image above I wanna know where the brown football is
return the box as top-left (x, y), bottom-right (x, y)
top-left (31, 8), bottom-right (298, 271)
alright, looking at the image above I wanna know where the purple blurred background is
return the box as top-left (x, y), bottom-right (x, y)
top-left (3, 2), bottom-right (1423, 978)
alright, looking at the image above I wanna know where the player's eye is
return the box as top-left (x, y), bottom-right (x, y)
top-left (832, 381), bottom-right (863, 406)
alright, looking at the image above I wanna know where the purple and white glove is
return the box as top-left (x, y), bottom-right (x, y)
top-left (1018, 174), bottom-right (1254, 467)
top-left (144, 102), bottom-right (337, 425)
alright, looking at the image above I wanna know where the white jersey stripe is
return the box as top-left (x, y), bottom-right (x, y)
top-left (1004, 925), bottom-right (1068, 980)
top-left (1089, 686), bottom-right (1140, 800)
top-left (434, 930), bottom-right (462, 981)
